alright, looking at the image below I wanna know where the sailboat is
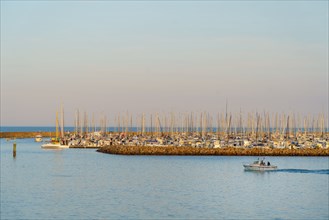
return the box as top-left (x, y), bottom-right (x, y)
top-left (42, 106), bottom-right (69, 149)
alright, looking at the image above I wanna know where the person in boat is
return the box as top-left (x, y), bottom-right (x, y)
top-left (267, 161), bottom-right (270, 166)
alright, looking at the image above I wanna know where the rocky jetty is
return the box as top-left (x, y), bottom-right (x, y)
top-left (98, 145), bottom-right (329, 156)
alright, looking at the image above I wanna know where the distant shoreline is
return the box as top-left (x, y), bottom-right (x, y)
top-left (97, 145), bottom-right (329, 156)
top-left (0, 132), bottom-right (56, 139)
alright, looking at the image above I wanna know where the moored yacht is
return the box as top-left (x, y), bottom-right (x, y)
top-left (41, 104), bottom-right (68, 149)
top-left (35, 134), bottom-right (43, 142)
top-left (41, 142), bottom-right (69, 149)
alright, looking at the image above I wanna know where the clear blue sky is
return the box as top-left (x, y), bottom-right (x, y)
top-left (1, 1), bottom-right (328, 126)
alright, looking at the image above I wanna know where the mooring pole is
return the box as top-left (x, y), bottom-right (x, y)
top-left (13, 142), bottom-right (17, 158)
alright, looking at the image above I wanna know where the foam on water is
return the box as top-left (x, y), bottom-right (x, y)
top-left (275, 169), bottom-right (329, 175)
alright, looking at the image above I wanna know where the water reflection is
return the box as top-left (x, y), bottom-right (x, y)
top-left (52, 150), bottom-right (66, 200)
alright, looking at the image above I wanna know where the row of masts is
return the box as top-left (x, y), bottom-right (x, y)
top-left (55, 105), bottom-right (65, 139)
top-left (65, 110), bottom-right (327, 138)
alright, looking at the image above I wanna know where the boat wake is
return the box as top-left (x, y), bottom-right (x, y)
top-left (274, 169), bottom-right (329, 175)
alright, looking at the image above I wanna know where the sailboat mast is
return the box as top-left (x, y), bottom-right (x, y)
top-left (56, 111), bottom-right (59, 139)
top-left (61, 105), bottom-right (64, 138)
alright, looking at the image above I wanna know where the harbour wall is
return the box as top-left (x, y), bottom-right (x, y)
top-left (0, 132), bottom-right (56, 139)
top-left (97, 145), bottom-right (329, 156)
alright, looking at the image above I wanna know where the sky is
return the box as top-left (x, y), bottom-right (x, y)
top-left (1, 1), bottom-right (328, 126)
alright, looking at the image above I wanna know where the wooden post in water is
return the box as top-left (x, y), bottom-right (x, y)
top-left (13, 142), bottom-right (16, 158)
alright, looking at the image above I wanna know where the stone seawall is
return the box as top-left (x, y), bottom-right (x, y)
top-left (98, 145), bottom-right (329, 156)
top-left (0, 132), bottom-right (56, 139)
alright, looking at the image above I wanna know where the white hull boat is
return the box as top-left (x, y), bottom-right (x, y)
top-left (35, 135), bottom-right (43, 142)
top-left (41, 143), bottom-right (69, 149)
top-left (243, 159), bottom-right (277, 171)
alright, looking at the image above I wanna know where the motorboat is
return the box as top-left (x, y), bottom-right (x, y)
top-left (243, 158), bottom-right (277, 171)
top-left (35, 134), bottom-right (43, 142)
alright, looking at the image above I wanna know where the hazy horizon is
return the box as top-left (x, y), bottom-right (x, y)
top-left (1, 1), bottom-right (328, 126)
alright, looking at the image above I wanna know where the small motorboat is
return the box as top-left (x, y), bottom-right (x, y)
top-left (243, 158), bottom-right (277, 171)
top-left (35, 134), bottom-right (43, 142)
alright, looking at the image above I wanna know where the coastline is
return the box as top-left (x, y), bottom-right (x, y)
top-left (97, 145), bottom-right (329, 156)
top-left (0, 132), bottom-right (56, 139)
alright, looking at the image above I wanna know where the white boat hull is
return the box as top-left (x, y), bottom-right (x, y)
top-left (243, 164), bottom-right (277, 171)
top-left (35, 137), bottom-right (43, 142)
top-left (35, 135), bottom-right (43, 142)
top-left (41, 143), bottom-right (69, 149)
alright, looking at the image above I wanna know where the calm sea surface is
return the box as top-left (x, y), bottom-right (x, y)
top-left (1, 138), bottom-right (328, 220)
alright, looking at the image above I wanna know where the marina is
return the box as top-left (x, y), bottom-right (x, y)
top-left (4, 108), bottom-right (328, 154)
top-left (52, 109), bottom-right (329, 151)
top-left (1, 1), bottom-right (328, 219)
top-left (1, 109), bottom-right (328, 155)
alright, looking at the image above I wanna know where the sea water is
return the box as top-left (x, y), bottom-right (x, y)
top-left (1, 138), bottom-right (328, 219)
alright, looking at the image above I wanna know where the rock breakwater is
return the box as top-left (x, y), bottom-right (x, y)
top-left (98, 145), bottom-right (329, 156)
